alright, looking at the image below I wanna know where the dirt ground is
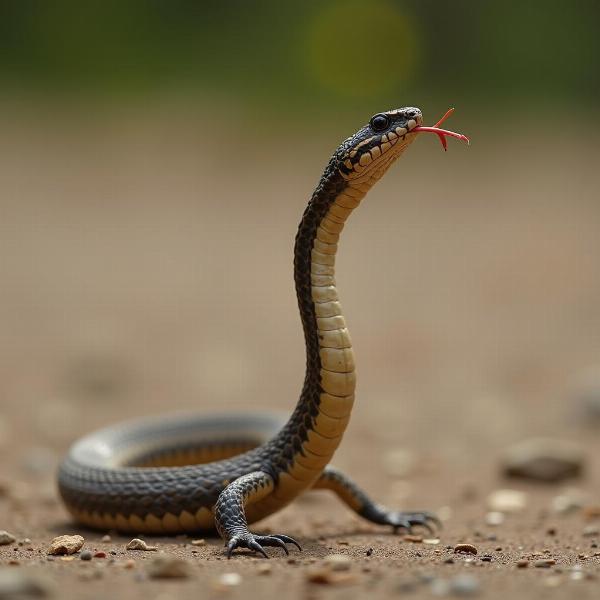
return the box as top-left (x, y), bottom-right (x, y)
top-left (1, 105), bottom-right (599, 599)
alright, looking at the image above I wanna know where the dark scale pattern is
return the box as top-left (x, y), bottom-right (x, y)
top-left (57, 110), bottom-right (440, 558)
top-left (57, 140), bottom-right (353, 522)
top-left (214, 471), bottom-right (301, 557)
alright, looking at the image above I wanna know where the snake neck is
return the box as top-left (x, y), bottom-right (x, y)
top-left (264, 160), bottom-right (373, 501)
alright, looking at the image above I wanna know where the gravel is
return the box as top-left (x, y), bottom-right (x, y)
top-left (502, 438), bottom-right (584, 482)
top-left (0, 532), bottom-right (16, 546)
top-left (47, 535), bottom-right (84, 556)
top-left (125, 538), bottom-right (157, 551)
top-left (146, 554), bottom-right (191, 579)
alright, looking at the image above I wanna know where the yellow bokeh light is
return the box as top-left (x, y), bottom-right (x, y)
top-left (305, 0), bottom-right (420, 98)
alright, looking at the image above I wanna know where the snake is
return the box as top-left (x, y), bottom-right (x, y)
top-left (58, 106), bottom-right (468, 558)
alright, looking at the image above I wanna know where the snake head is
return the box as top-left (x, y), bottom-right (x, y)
top-left (337, 107), bottom-right (423, 180)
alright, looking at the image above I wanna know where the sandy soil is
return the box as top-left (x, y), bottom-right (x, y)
top-left (1, 107), bottom-right (599, 599)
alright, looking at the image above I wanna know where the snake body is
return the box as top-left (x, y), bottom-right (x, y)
top-left (58, 107), bottom-right (440, 557)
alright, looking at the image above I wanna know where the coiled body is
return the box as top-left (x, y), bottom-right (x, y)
top-left (58, 107), bottom-right (439, 553)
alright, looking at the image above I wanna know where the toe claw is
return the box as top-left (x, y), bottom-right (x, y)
top-left (270, 534), bottom-right (302, 551)
top-left (224, 531), bottom-right (300, 559)
top-left (248, 539), bottom-right (269, 559)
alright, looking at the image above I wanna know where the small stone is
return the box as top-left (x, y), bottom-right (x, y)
top-left (126, 538), bottom-right (157, 551)
top-left (516, 559), bottom-right (529, 568)
top-left (48, 534), bottom-right (85, 555)
top-left (454, 543), bottom-right (478, 555)
top-left (534, 558), bottom-right (556, 568)
top-left (552, 490), bottom-right (587, 514)
top-left (481, 555), bottom-right (493, 562)
top-left (449, 574), bottom-right (480, 596)
top-left (80, 550), bottom-right (93, 561)
top-left (305, 567), bottom-right (356, 586)
top-left (366, 548), bottom-right (373, 556)
top-left (101, 535), bottom-right (111, 542)
top-left (190, 538), bottom-right (206, 546)
top-left (0, 570), bottom-right (50, 598)
top-left (502, 438), bottom-right (584, 482)
top-left (257, 563), bottom-right (272, 575)
top-left (323, 554), bottom-right (352, 571)
top-left (484, 511), bottom-right (505, 526)
top-left (0, 531), bottom-right (16, 546)
top-left (444, 557), bottom-right (455, 564)
top-left (213, 573), bottom-right (242, 589)
top-left (583, 525), bottom-right (599, 537)
top-left (488, 489), bottom-right (527, 513)
top-left (147, 554), bottom-right (191, 579)
top-left (17, 539), bottom-right (31, 547)
top-left (93, 551), bottom-right (106, 558)
top-left (403, 534), bottom-right (423, 543)
top-left (423, 538), bottom-right (440, 545)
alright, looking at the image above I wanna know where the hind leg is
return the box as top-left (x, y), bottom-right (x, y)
top-left (312, 466), bottom-right (440, 533)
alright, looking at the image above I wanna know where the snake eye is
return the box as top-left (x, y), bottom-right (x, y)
top-left (370, 113), bottom-right (390, 132)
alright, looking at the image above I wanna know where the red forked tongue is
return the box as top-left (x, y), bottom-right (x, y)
top-left (412, 108), bottom-right (470, 151)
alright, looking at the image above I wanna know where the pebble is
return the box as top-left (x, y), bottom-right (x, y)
top-left (533, 559), bottom-right (556, 568)
top-left (552, 489), bottom-right (587, 514)
top-left (17, 539), bottom-right (31, 547)
top-left (93, 551), bottom-right (106, 559)
top-left (0, 569), bottom-right (51, 599)
top-left (101, 535), bottom-right (111, 543)
top-left (484, 512), bottom-right (505, 526)
top-left (213, 573), bottom-right (242, 589)
top-left (502, 438), bottom-right (584, 482)
top-left (323, 554), bottom-right (352, 571)
top-left (190, 539), bottom-right (206, 546)
top-left (487, 489), bottom-right (527, 513)
top-left (146, 554), bottom-right (191, 579)
top-left (80, 550), bottom-right (93, 561)
top-left (126, 538), bottom-right (157, 551)
top-left (305, 567), bottom-right (356, 586)
top-left (454, 544), bottom-right (478, 555)
top-left (0, 531), bottom-right (16, 546)
top-left (583, 525), bottom-right (599, 537)
top-left (403, 535), bottom-right (423, 543)
top-left (256, 563), bottom-right (272, 575)
top-left (366, 548), bottom-right (373, 556)
top-left (423, 538), bottom-right (440, 545)
top-left (47, 535), bottom-right (85, 555)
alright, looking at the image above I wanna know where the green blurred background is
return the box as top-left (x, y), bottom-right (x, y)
top-left (1, 0), bottom-right (598, 117)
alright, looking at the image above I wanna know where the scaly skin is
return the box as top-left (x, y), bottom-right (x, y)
top-left (58, 107), bottom-right (442, 556)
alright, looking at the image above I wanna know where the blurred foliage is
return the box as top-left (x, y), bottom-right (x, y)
top-left (0, 0), bottom-right (598, 115)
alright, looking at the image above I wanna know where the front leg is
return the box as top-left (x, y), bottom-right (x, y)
top-left (214, 471), bottom-right (301, 558)
top-left (312, 466), bottom-right (440, 533)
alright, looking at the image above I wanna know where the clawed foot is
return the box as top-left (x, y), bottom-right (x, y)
top-left (226, 533), bottom-right (302, 559)
top-left (384, 511), bottom-right (441, 535)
